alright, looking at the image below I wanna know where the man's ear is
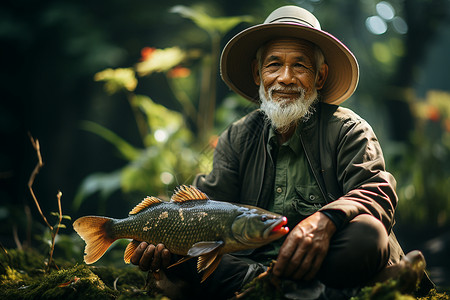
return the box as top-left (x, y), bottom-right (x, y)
top-left (252, 59), bottom-right (260, 86)
top-left (315, 63), bottom-right (328, 90)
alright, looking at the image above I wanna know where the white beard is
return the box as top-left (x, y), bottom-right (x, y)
top-left (259, 83), bottom-right (318, 133)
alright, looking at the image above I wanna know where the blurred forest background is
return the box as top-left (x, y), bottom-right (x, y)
top-left (1, 0), bottom-right (449, 290)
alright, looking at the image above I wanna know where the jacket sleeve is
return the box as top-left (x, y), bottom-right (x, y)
top-left (194, 124), bottom-right (241, 202)
top-left (320, 116), bottom-right (398, 233)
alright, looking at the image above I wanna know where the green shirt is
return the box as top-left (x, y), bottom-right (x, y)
top-left (251, 123), bottom-right (327, 264)
top-left (267, 124), bottom-right (326, 229)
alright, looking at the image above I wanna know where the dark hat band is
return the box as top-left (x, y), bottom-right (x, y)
top-left (267, 17), bottom-right (316, 28)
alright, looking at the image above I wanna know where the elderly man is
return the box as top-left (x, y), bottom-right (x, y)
top-left (130, 5), bottom-right (430, 299)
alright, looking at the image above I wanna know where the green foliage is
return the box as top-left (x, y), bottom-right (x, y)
top-left (135, 47), bottom-right (186, 76)
top-left (351, 279), bottom-right (416, 300)
top-left (75, 5), bottom-right (252, 210)
top-left (170, 5), bottom-right (254, 35)
top-left (351, 281), bottom-right (449, 300)
top-left (418, 290), bottom-right (450, 300)
top-left (389, 90), bottom-right (450, 226)
top-left (236, 268), bottom-right (449, 300)
top-left (0, 249), bottom-right (167, 300)
top-left (94, 68), bottom-right (137, 94)
top-left (80, 121), bottom-right (141, 161)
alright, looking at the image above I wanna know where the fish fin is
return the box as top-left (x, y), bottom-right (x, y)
top-left (200, 254), bottom-right (223, 283)
top-left (197, 248), bottom-right (220, 272)
top-left (187, 241), bottom-right (224, 257)
top-left (167, 256), bottom-right (194, 269)
top-left (171, 185), bottom-right (209, 203)
top-left (124, 239), bottom-right (141, 264)
top-left (129, 196), bottom-right (162, 215)
top-left (73, 216), bottom-right (116, 264)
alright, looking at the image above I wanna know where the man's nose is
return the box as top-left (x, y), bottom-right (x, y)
top-left (277, 66), bottom-right (296, 85)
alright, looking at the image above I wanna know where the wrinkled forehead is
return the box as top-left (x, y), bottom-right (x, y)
top-left (259, 38), bottom-right (317, 61)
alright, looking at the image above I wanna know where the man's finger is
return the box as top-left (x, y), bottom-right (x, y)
top-left (150, 243), bottom-right (165, 271)
top-left (304, 249), bottom-right (327, 281)
top-left (283, 235), bottom-right (313, 277)
top-left (273, 239), bottom-right (296, 277)
top-left (292, 250), bottom-right (315, 280)
top-left (139, 244), bottom-right (156, 271)
top-left (161, 248), bottom-right (171, 268)
top-left (130, 242), bottom-right (148, 266)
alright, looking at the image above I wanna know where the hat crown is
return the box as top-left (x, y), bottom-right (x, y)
top-left (264, 6), bottom-right (321, 30)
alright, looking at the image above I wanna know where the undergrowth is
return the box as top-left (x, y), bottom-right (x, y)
top-left (0, 248), bottom-right (448, 300)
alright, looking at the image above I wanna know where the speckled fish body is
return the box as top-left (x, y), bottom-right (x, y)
top-left (112, 199), bottom-right (255, 254)
top-left (73, 185), bottom-right (288, 282)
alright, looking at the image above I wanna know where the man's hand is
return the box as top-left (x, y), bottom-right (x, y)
top-left (273, 211), bottom-right (337, 281)
top-left (130, 242), bottom-right (171, 272)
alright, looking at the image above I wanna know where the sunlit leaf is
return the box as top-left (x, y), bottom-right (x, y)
top-left (135, 47), bottom-right (186, 76)
top-left (80, 120), bottom-right (141, 161)
top-left (120, 146), bottom-right (163, 194)
top-left (131, 95), bottom-right (186, 146)
top-left (427, 90), bottom-right (450, 118)
top-left (170, 5), bottom-right (253, 35)
top-left (94, 68), bottom-right (137, 94)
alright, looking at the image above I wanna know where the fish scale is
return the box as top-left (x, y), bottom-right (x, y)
top-left (111, 201), bottom-right (240, 254)
top-left (73, 185), bottom-right (289, 282)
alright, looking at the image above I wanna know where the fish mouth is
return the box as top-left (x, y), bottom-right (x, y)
top-left (265, 216), bottom-right (289, 239)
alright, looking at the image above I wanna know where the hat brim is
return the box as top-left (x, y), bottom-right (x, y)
top-left (220, 23), bottom-right (359, 105)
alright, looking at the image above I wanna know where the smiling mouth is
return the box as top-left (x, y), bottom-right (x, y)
top-left (273, 91), bottom-right (300, 97)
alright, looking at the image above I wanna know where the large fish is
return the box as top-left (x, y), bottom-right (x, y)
top-left (73, 185), bottom-right (289, 282)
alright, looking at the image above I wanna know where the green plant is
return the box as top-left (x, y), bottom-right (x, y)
top-left (74, 5), bottom-right (253, 212)
top-left (389, 90), bottom-right (450, 226)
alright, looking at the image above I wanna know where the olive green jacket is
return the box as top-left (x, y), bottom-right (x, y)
top-left (195, 102), bottom-right (403, 263)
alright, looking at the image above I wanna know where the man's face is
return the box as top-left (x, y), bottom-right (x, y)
top-left (254, 38), bottom-right (326, 104)
top-left (253, 38), bottom-right (328, 131)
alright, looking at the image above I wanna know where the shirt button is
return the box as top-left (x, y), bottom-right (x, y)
top-left (276, 187), bottom-right (283, 193)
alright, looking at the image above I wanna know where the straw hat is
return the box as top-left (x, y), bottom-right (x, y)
top-left (220, 6), bottom-right (359, 105)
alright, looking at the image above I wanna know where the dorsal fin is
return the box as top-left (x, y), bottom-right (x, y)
top-left (129, 196), bottom-right (162, 215)
top-left (171, 185), bottom-right (209, 203)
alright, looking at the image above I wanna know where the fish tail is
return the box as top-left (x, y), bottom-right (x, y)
top-left (73, 216), bottom-right (116, 264)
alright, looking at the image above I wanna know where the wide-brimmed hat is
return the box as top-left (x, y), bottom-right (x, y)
top-left (220, 6), bottom-right (359, 105)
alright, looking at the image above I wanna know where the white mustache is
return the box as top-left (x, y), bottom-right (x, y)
top-left (268, 85), bottom-right (304, 95)
top-left (259, 83), bottom-right (318, 133)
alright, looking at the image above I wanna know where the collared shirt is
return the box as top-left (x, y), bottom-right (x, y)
top-left (250, 123), bottom-right (327, 263)
top-left (267, 123), bottom-right (326, 230)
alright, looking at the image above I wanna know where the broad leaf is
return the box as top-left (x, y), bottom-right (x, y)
top-left (170, 5), bottom-right (254, 35)
top-left (135, 47), bottom-right (186, 76)
top-left (73, 171), bottom-right (122, 210)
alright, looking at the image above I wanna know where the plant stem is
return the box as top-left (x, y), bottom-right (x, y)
top-left (28, 133), bottom-right (53, 231)
top-left (48, 191), bottom-right (63, 270)
top-left (127, 92), bottom-right (148, 145)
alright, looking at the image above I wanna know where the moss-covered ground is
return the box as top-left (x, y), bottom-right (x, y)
top-left (1, 248), bottom-right (448, 300)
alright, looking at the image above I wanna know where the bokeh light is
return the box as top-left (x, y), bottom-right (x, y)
top-left (366, 15), bottom-right (388, 35)
top-left (376, 1), bottom-right (395, 20)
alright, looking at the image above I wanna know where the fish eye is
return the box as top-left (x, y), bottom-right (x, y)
top-left (261, 215), bottom-right (268, 222)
